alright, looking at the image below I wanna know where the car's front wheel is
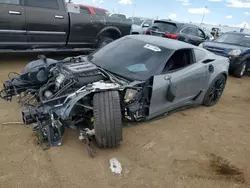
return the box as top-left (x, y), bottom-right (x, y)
top-left (233, 61), bottom-right (246, 78)
top-left (203, 74), bottom-right (226, 107)
top-left (93, 91), bottom-right (123, 148)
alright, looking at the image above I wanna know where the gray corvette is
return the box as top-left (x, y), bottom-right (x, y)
top-left (1, 35), bottom-right (229, 153)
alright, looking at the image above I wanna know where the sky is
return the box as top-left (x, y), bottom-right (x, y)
top-left (71, 0), bottom-right (250, 28)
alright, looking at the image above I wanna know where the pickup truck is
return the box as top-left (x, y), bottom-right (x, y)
top-left (0, 0), bottom-right (132, 53)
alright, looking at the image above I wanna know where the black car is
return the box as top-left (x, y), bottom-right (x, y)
top-left (0, 0), bottom-right (131, 53)
top-left (200, 32), bottom-right (250, 78)
top-left (146, 20), bottom-right (208, 46)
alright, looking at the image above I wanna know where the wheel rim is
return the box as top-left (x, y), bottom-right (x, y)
top-left (207, 77), bottom-right (226, 103)
top-left (240, 63), bottom-right (246, 76)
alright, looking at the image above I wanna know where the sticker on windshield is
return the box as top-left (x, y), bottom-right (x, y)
top-left (144, 44), bottom-right (161, 52)
top-left (245, 35), bottom-right (250, 38)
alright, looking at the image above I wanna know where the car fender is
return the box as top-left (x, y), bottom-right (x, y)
top-left (96, 26), bottom-right (122, 39)
top-left (241, 53), bottom-right (250, 63)
top-left (206, 57), bottom-right (229, 86)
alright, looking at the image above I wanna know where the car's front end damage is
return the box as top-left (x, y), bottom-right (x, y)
top-left (0, 55), bottom-right (152, 154)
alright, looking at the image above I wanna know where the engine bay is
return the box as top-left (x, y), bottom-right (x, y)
top-left (0, 55), bottom-right (152, 156)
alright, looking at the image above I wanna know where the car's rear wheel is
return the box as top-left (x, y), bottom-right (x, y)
top-left (93, 91), bottom-right (122, 148)
top-left (233, 61), bottom-right (246, 78)
top-left (203, 74), bottom-right (226, 107)
top-left (96, 36), bottom-right (114, 48)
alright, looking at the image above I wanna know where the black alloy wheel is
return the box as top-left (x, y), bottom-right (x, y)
top-left (203, 74), bottom-right (226, 106)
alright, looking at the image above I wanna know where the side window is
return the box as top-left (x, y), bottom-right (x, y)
top-left (198, 29), bottom-right (205, 38)
top-left (144, 20), bottom-right (153, 26)
top-left (163, 49), bottom-right (193, 73)
top-left (181, 27), bottom-right (189, 34)
top-left (80, 7), bottom-right (91, 14)
top-left (26, 0), bottom-right (58, 9)
top-left (194, 49), bottom-right (206, 62)
top-left (189, 27), bottom-right (198, 36)
top-left (94, 8), bottom-right (105, 16)
top-left (0, 0), bottom-right (20, 4)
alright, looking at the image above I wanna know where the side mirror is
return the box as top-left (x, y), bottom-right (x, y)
top-left (142, 23), bottom-right (150, 28)
top-left (165, 75), bottom-right (176, 102)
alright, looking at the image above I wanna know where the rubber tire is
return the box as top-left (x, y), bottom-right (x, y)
top-left (233, 61), bottom-right (246, 78)
top-left (93, 91), bottom-right (122, 148)
top-left (203, 74), bottom-right (226, 107)
top-left (96, 36), bottom-right (114, 48)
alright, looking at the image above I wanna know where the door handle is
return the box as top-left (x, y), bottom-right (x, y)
top-left (55, 15), bottom-right (64, 19)
top-left (9, 11), bottom-right (21, 15)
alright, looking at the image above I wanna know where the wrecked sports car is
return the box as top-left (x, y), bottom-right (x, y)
top-left (1, 35), bottom-right (229, 152)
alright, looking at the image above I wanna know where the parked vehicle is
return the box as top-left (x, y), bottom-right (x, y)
top-left (109, 13), bottom-right (127, 20)
top-left (146, 20), bottom-right (208, 46)
top-left (129, 17), bottom-right (154, 34)
top-left (0, 0), bottom-right (131, 53)
top-left (1, 35), bottom-right (229, 153)
top-left (211, 27), bottom-right (222, 38)
top-left (200, 32), bottom-right (250, 78)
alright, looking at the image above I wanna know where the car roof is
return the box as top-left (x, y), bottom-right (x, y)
top-left (129, 17), bottom-right (153, 20)
top-left (154, 20), bottom-right (200, 29)
top-left (125, 35), bottom-right (195, 50)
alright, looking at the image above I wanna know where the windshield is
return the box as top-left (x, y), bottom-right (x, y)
top-left (151, 22), bottom-right (177, 33)
top-left (94, 8), bottom-right (106, 16)
top-left (88, 38), bottom-right (173, 81)
top-left (110, 14), bottom-right (126, 19)
top-left (130, 17), bottom-right (145, 25)
top-left (215, 33), bottom-right (250, 47)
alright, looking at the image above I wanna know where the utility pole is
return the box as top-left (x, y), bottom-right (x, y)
top-left (132, 4), bottom-right (136, 16)
top-left (201, 6), bottom-right (207, 25)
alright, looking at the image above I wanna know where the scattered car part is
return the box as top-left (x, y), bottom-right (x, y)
top-left (109, 158), bottom-right (122, 174)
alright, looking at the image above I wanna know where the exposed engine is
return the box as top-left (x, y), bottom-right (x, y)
top-left (39, 60), bottom-right (107, 102)
top-left (0, 55), bottom-right (152, 156)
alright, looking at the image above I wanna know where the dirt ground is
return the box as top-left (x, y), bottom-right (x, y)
top-left (0, 55), bottom-right (250, 188)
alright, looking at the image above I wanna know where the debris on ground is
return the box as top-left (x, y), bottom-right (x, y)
top-left (142, 141), bottom-right (156, 151)
top-left (209, 154), bottom-right (245, 183)
top-left (1, 122), bottom-right (23, 125)
top-left (109, 158), bottom-right (122, 174)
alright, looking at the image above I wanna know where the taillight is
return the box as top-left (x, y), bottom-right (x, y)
top-left (146, 29), bottom-right (152, 35)
top-left (163, 33), bottom-right (179, 39)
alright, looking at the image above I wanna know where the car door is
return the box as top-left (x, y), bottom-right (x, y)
top-left (24, 0), bottom-right (69, 48)
top-left (185, 27), bottom-right (201, 45)
top-left (196, 28), bottom-right (206, 45)
top-left (149, 49), bottom-right (208, 118)
top-left (0, 0), bottom-right (26, 49)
